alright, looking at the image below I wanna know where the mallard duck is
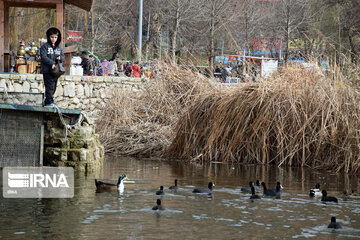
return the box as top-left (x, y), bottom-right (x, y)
top-left (169, 179), bottom-right (178, 190)
top-left (321, 190), bottom-right (338, 203)
top-left (152, 199), bottom-right (165, 210)
top-left (328, 216), bottom-right (341, 229)
top-left (309, 183), bottom-right (322, 197)
top-left (261, 182), bottom-right (281, 197)
top-left (193, 182), bottom-right (214, 194)
top-left (95, 174), bottom-right (128, 191)
top-left (156, 186), bottom-right (165, 195)
top-left (250, 186), bottom-right (261, 200)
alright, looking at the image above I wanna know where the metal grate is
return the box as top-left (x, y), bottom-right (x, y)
top-left (0, 109), bottom-right (43, 167)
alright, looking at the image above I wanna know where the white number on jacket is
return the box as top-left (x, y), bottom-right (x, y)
top-left (47, 48), bottom-right (54, 54)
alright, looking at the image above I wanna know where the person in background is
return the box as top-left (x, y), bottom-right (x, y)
top-left (214, 65), bottom-right (221, 78)
top-left (221, 66), bottom-right (227, 83)
top-left (122, 59), bottom-right (127, 72)
top-left (108, 58), bottom-right (118, 76)
top-left (86, 55), bottom-right (95, 75)
top-left (125, 62), bottom-right (133, 77)
top-left (118, 59), bottom-right (125, 72)
top-left (115, 57), bottom-right (122, 75)
top-left (132, 61), bottom-right (141, 78)
top-left (40, 27), bottom-right (64, 107)
top-left (102, 59), bottom-right (109, 76)
top-left (80, 51), bottom-right (89, 75)
top-left (224, 63), bottom-right (232, 83)
top-left (111, 52), bottom-right (121, 74)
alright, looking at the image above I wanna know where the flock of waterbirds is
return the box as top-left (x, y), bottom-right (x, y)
top-left (95, 175), bottom-right (360, 230)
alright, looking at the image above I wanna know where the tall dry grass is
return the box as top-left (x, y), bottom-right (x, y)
top-left (96, 62), bottom-right (220, 157)
top-left (167, 65), bottom-right (360, 173)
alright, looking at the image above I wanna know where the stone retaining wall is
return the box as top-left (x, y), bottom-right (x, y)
top-left (0, 73), bottom-right (144, 113)
top-left (0, 73), bottom-right (142, 171)
top-left (44, 112), bottom-right (105, 173)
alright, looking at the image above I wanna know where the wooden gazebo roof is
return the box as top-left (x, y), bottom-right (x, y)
top-left (2, 0), bottom-right (93, 11)
top-left (65, 0), bottom-right (93, 12)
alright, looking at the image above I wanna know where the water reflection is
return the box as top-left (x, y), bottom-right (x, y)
top-left (0, 156), bottom-right (359, 239)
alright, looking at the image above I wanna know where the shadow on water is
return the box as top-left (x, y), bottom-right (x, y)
top-left (1, 156), bottom-right (360, 239)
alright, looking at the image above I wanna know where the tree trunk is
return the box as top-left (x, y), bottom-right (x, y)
top-left (91, 4), bottom-right (95, 53)
top-left (170, 0), bottom-right (180, 64)
top-left (208, 0), bottom-right (215, 72)
top-left (245, 12), bottom-right (249, 54)
top-left (151, 11), bottom-right (161, 59)
top-left (284, 4), bottom-right (290, 63)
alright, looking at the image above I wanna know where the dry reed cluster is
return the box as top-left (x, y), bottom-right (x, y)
top-left (96, 62), bottom-right (219, 157)
top-left (167, 66), bottom-right (360, 173)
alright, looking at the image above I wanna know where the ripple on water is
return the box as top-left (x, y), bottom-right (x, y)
top-left (192, 214), bottom-right (211, 220)
top-left (292, 225), bottom-right (360, 239)
top-left (352, 208), bottom-right (360, 214)
top-left (215, 218), bottom-right (234, 222)
top-left (338, 234), bottom-right (360, 239)
top-left (130, 208), bottom-right (183, 214)
top-left (253, 222), bottom-right (265, 226)
top-left (229, 223), bottom-right (243, 227)
top-left (266, 206), bottom-right (283, 212)
top-left (80, 214), bottom-right (104, 224)
top-left (287, 198), bottom-right (313, 205)
top-left (93, 209), bottom-right (128, 213)
top-left (292, 225), bottom-right (326, 238)
top-left (213, 188), bottom-right (241, 195)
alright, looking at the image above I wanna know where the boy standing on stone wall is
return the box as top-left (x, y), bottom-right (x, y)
top-left (40, 27), bottom-right (64, 107)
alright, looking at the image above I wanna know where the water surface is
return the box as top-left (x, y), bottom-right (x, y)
top-left (1, 157), bottom-right (360, 239)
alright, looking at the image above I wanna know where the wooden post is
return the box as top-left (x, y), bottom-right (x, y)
top-left (56, 3), bottom-right (64, 47)
top-left (0, 0), bottom-right (4, 72)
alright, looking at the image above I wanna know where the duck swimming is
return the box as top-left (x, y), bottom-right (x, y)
top-left (193, 182), bottom-right (214, 194)
top-left (152, 199), bottom-right (165, 210)
top-left (321, 190), bottom-right (338, 203)
top-left (328, 216), bottom-right (341, 229)
top-left (261, 182), bottom-right (281, 197)
top-left (156, 186), bottom-right (165, 195)
top-left (95, 174), bottom-right (128, 191)
top-left (169, 179), bottom-right (178, 190)
top-left (250, 186), bottom-right (261, 200)
top-left (309, 183), bottom-right (322, 197)
top-left (254, 180), bottom-right (261, 192)
top-left (241, 181), bottom-right (254, 193)
top-left (343, 190), bottom-right (360, 200)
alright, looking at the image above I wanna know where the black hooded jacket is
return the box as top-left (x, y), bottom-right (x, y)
top-left (40, 27), bottom-right (65, 74)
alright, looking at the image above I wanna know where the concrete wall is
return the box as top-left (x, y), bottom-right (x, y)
top-left (0, 73), bottom-right (143, 113)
